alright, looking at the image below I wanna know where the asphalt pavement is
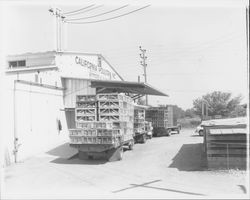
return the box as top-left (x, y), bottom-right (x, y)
top-left (2, 128), bottom-right (248, 199)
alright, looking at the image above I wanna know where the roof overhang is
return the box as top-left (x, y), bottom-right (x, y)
top-left (90, 80), bottom-right (168, 97)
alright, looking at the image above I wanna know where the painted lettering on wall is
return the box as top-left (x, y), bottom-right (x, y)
top-left (75, 56), bottom-right (116, 80)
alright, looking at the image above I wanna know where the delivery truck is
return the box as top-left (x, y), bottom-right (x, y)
top-left (145, 105), bottom-right (181, 137)
top-left (69, 93), bottom-right (135, 161)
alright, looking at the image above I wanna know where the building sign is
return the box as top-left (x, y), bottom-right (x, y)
top-left (75, 56), bottom-right (117, 80)
top-left (57, 54), bottom-right (121, 81)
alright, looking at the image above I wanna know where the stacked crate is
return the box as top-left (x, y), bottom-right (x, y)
top-left (145, 106), bottom-right (174, 128)
top-left (97, 93), bottom-right (134, 142)
top-left (134, 108), bottom-right (146, 133)
top-left (75, 95), bottom-right (97, 123)
top-left (69, 93), bottom-right (134, 146)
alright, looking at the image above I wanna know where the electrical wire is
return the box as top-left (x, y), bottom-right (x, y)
top-left (66, 5), bottom-right (129, 21)
top-left (64, 5), bottom-right (104, 17)
top-left (63, 5), bottom-right (95, 15)
top-left (66, 5), bottom-right (150, 24)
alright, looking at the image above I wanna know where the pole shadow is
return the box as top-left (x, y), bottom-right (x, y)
top-left (113, 179), bottom-right (205, 196)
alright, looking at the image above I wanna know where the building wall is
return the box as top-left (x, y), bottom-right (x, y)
top-left (62, 78), bottom-right (96, 108)
top-left (14, 82), bottom-right (68, 161)
top-left (3, 52), bottom-right (123, 166)
top-left (3, 69), bottom-right (68, 165)
top-left (7, 51), bottom-right (55, 68)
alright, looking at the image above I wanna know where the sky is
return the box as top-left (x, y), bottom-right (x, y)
top-left (0, 0), bottom-right (248, 109)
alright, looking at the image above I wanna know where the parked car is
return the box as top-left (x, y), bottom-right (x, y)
top-left (195, 120), bottom-right (211, 136)
top-left (195, 124), bottom-right (203, 136)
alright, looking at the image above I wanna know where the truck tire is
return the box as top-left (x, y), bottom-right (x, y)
top-left (142, 134), bottom-right (147, 143)
top-left (177, 129), bottom-right (180, 134)
top-left (117, 147), bottom-right (123, 160)
top-left (166, 129), bottom-right (171, 136)
top-left (128, 140), bottom-right (134, 150)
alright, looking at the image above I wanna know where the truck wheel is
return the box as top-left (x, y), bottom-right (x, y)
top-left (167, 129), bottom-right (171, 136)
top-left (177, 129), bottom-right (180, 134)
top-left (142, 134), bottom-right (146, 143)
top-left (117, 147), bottom-right (123, 160)
top-left (128, 140), bottom-right (134, 150)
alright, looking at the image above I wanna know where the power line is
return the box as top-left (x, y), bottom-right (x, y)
top-left (66, 5), bottom-right (150, 24)
top-left (63, 5), bottom-right (95, 15)
top-left (64, 5), bottom-right (104, 17)
top-left (66, 5), bottom-right (129, 21)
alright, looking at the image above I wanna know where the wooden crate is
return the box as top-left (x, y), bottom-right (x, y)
top-left (70, 93), bottom-right (134, 146)
top-left (76, 108), bottom-right (96, 115)
top-left (76, 101), bottom-right (96, 108)
top-left (97, 93), bottom-right (124, 101)
top-left (76, 95), bottom-right (96, 102)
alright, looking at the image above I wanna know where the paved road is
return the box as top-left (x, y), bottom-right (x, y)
top-left (3, 128), bottom-right (248, 199)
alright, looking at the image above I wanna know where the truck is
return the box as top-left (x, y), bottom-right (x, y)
top-left (145, 105), bottom-right (181, 137)
top-left (69, 93), bottom-right (135, 161)
top-left (133, 105), bottom-right (154, 143)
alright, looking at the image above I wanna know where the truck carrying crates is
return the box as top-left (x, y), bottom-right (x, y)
top-left (69, 93), bottom-right (135, 161)
top-left (145, 105), bottom-right (181, 137)
top-left (133, 105), bottom-right (153, 143)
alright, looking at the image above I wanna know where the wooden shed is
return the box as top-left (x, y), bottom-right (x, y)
top-left (202, 117), bottom-right (248, 169)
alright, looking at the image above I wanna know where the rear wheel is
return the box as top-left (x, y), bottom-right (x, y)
top-left (128, 140), bottom-right (134, 150)
top-left (199, 130), bottom-right (203, 136)
top-left (142, 134), bottom-right (147, 143)
top-left (117, 147), bottom-right (123, 160)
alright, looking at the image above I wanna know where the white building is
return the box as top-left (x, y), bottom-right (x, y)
top-left (3, 51), bottom-right (123, 165)
top-left (3, 50), bottom-right (167, 166)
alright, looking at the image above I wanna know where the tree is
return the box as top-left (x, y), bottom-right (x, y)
top-left (229, 104), bottom-right (247, 117)
top-left (184, 108), bottom-right (197, 118)
top-left (193, 91), bottom-right (243, 118)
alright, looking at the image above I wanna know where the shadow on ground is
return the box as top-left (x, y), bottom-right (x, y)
top-left (113, 179), bottom-right (205, 196)
top-left (50, 155), bottom-right (107, 165)
top-left (169, 143), bottom-right (207, 171)
top-left (46, 142), bottom-right (77, 158)
top-left (46, 142), bottom-right (108, 165)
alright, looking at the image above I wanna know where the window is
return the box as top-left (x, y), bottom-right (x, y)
top-left (9, 61), bottom-right (17, 68)
top-left (18, 60), bottom-right (26, 67)
top-left (8, 60), bottom-right (26, 68)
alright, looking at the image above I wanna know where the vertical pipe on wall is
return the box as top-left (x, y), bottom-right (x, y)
top-left (13, 80), bottom-right (17, 163)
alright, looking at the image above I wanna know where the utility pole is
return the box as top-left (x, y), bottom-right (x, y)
top-left (139, 46), bottom-right (148, 105)
top-left (49, 7), bottom-right (65, 51)
top-left (201, 100), bottom-right (211, 120)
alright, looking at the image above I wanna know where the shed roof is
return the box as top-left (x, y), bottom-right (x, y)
top-left (90, 80), bottom-right (168, 97)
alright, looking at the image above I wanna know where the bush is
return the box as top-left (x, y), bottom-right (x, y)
top-left (178, 117), bottom-right (201, 128)
top-left (190, 119), bottom-right (201, 126)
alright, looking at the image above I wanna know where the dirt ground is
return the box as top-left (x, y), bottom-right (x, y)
top-left (2, 128), bottom-right (249, 199)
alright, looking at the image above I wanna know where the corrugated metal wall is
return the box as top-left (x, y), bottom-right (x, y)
top-left (62, 78), bottom-right (96, 108)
